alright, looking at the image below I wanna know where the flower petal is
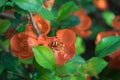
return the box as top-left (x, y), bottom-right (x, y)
top-left (56, 29), bottom-right (76, 46)
top-left (112, 16), bottom-right (120, 30)
top-left (10, 33), bottom-right (22, 51)
top-left (18, 51), bottom-right (33, 60)
top-left (38, 34), bottom-right (55, 46)
top-left (64, 45), bottom-right (76, 61)
top-left (54, 52), bottom-right (66, 66)
top-left (34, 14), bottom-right (50, 34)
top-left (44, 0), bottom-right (54, 8)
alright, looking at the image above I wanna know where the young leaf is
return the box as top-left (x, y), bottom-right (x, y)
top-left (87, 57), bottom-right (108, 74)
top-left (11, 0), bottom-right (42, 12)
top-left (36, 7), bottom-right (54, 20)
top-left (58, 1), bottom-right (79, 21)
top-left (32, 46), bottom-right (56, 70)
top-left (80, 57), bottom-right (107, 77)
top-left (0, 19), bottom-right (10, 34)
top-left (95, 36), bottom-right (120, 57)
top-left (61, 16), bottom-right (80, 28)
top-left (102, 11), bottom-right (115, 26)
top-left (75, 37), bottom-right (85, 55)
top-left (14, 21), bottom-right (27, 33)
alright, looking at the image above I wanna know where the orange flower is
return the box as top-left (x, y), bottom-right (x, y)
top-left (38, 29), bottom-right (76, 66)
top-left (43, 0), bottom-right (54, 8)
top-left (70, 9), bottom-right (92, 38)
top-left (93, 0), bottom-right (108, 10)
top-left (108, 49), bottom-right (120, 70)
top-left (112, 16), bottom-right (120, 30)
top-left (26, 14), bottom-right (50, 35)
top-left (95, 31), bottom-right (116, 44)
top-left (10, 32), bottom-right (38, 60)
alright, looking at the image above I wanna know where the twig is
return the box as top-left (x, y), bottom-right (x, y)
top-left (7, 71), bottom-right (30, 80)
top-left (29, 12), bottom-right (40, 37)
top-left (0, 13), bottom-right (15, 19)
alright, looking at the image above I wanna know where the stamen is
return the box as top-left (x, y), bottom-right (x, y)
top-left (50, 40), bottom-right (64, 52)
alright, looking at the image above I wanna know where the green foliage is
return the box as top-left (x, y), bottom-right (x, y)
top-left (0, 65), bottom-right (4, 74)
top-left (14, 21), bottom-right (27, 33)
top-left (95, 36), bottom-right (120, 57)
top-left (102, 11), bottom-right (115, 26)
top-left (11, 0), bottom-right (43, 12)
top-left (36, 7), bottom-right (54, 20)
top-left (80, 57), bottom-right (108, 77)
top-left (61, 16), bottom-right (80, 28)
top-left (32, 46), bottom-right (56, 70)
top-left (0, 19), bottom-right (10, 34)
top-left (57, 1), bottom-right (79, 21)
top-left (1, 54), bottom-right (23, 73)
top-left (0, 0), bottom-right (6, 6)
top-left (75, 37), bottom-right (85, 55)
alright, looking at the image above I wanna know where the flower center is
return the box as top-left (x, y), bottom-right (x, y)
top-left (49, 40), bottom-right (64, 53)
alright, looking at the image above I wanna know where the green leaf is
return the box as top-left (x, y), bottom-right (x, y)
top-left (32, 46), bottom-right (56, 70)
top-left (75, 37), bottom-right (85, 55)
top-left (14, 21), bottom-right (27, 33)
top-left (59, 55), bottom-right (85, 74)
top-left (102, 11), bottom-right (115, 26)
top-left (0, 39), bottom-right (10, 49)
top-left (36, 7), bottom-right (54, 20)
top-left (95, 36), bottom-right (120, 57)
top-left (1, 54), bottom-right (23, 73)
top-left (58, 1), bottom-right (79, 21)
top-left (80, 57), bottom-right (107, 77)
top-left (11, 0), bottom-right (43, 12)
top-left (61, 16), bottom-right (80, 28)
top-left (0, 19), bottom-right (10, 34)
top-left (0, 0), bottom-right (6, 6)
top-left (87, 57), bottom-right (108, 74)
top-left (0, 65), bottom-right (4, 74)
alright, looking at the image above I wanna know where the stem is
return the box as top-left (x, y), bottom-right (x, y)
top-left (7, 71), bottom-right (30, 80)
top-left (29, 12), bottom-right (40, 37)
top-left (0, 13), bottom-right (15, 19)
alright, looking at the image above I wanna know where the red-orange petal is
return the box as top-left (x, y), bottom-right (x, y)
top-left (73, 9), bottom-right (86, 17)
top-left (93, 0), bottom-right (108, 10)
top-left (108, 49), bottom-right (120, 70)
top-left (64, 45), bottom-right (76, 61)
top-left (54, 52), bottom-right (66, 66)
top-left (44, 0), bottom-right (54, 8)
top-left (18, 51), bottom-right (33, 60)
top-left (56, 29), bottom-right (76, 46)
top-left (112, 16), bottom-right (120, 30)
top-left (10, 33), bottom-right (22, 51)
top-left (38, 34), bottom-right (55, 46)
top-left (10, 32), bottom-right (38, 59)
top-left (72, 30), bottom-right (92, 38)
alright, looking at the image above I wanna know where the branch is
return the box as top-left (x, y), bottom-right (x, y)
top-left (29, 12), bottom-right (40, 37)
top-left (0, 13), bottom-right (15, 19)
top-left (7, 71), bottom-right (30, 79)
